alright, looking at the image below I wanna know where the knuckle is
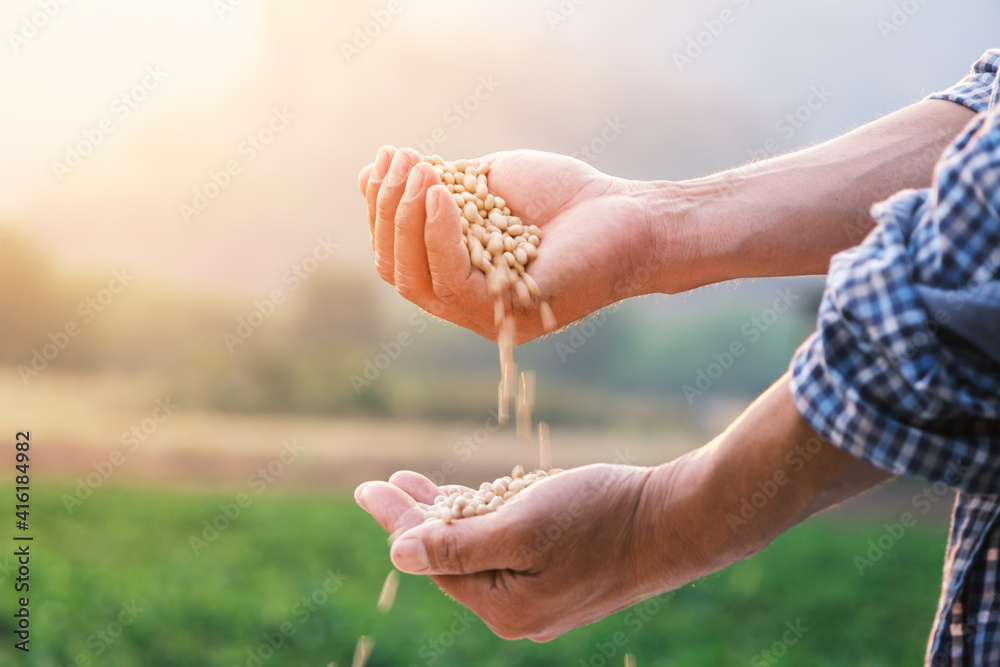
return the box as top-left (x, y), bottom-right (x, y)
top-left (395, 278), bottom-right (419, 302)
top-left (429, 532), bottom-right (467, 573)
top-left (374, 259), bottom-right (395, 285)
top-left (375, 199), bottom-right (395, 222)
top-left (431, 278), bottom-right (460, 305)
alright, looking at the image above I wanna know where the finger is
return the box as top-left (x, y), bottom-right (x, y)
top-left (388, 470), bottom-right (441, 504)
top-left (424, 185), bottom-right (495, 326)
top-left (389, 512), bottom-right (532, 575)
top-left (357, 481), bottom-right (426, 535)
top-left (384, 166), bottom-right (493, 335)
top-left (394, 160), bottom-right (438, 301)
top-left (366, 146), bottom-right (394, 239)
top-left (354, 481), bottom-right (374, 511)
top-left (374, 149), bottom-right (417, 283)
top-left (358, 163), bottom-right (374, 198)
top-left (368, 150), bottom-right (402, 285)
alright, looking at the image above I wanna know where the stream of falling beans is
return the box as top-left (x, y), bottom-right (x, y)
top-left (419, 154), bottom-right (557, 469)
top-left (358, 157), bottom-right (637, 667)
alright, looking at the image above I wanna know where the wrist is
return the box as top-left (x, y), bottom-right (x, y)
top-left (622, 174), bottom-right (740, 296)
top-left (629, 454), bottom-right (739, 597)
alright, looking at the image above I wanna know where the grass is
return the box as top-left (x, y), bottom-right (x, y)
top-left (0, 483), bottom-right (947, 666)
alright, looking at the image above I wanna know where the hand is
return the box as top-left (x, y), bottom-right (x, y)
top-left (354, 464), bottom-right (681, 641)
top-left (352, 377), bottom-right (894, 641)
top-left (358, 147), bottom-right (673, 343)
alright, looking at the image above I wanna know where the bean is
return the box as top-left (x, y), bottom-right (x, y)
top-left (515, 279), bottom-right (531, 307)
top-left (377, 570), bottom-right (400, 614)
top-left (540, 301), bottom-right (557, 332)
top-left (522, 272), bottom-right (540, 298)
top-left (486, 233), bottom-right (504, 255)
top-left (487, 208), bottom-right (505, 227)
top-left (352, 636), bottom-right (375, 667)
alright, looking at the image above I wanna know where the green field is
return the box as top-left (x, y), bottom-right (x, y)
top-left (1, 484), bottom-right (946, 666)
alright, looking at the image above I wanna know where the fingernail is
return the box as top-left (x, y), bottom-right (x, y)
top-left (386, 151), bottom-right (409, 187)
top-left (403, 168), bottom-right (423, 200)
top-left (426, 186), bottom-right (440, 219)
top-left (354, 482), bottom-right (372, 510)
top-left (373, 147), bottom-right (390, 180)
top-left (391, 536), bottom-right (429, 574)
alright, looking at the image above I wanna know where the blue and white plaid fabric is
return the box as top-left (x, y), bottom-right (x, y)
top-left (790, 50), bottom-right (1000, 666)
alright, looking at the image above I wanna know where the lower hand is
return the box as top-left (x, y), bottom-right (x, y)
top-left (354, 464), bottom-right (698, 641)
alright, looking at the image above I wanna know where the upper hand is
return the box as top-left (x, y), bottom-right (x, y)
top-left (359, 147), bottom-right (663, 343)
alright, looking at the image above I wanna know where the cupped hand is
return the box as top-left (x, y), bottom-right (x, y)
top-left (354, 465), bottom-right (677, 641)
top-left (359, 147), bottom-right (662, 343)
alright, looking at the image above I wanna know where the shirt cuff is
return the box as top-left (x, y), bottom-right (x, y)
top-left (927, 49), bottom-right (1000, 113)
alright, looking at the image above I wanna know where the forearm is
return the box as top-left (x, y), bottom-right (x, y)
top-left (636, 375), bottom-right (892, 590)
top-left (633, 99), bottom-right (975, 293)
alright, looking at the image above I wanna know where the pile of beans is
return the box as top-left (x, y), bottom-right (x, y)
top-left (421, 155), bottom-right (557, 330)
top-left (424, 158), bottom-right (532, 301)
top-left (423, 465), bottom-right (562, 524)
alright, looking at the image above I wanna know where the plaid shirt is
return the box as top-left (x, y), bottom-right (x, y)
top-left (791, 50), bottom-right (1000, 666)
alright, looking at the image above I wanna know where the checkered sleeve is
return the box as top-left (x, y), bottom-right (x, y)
top-left (928, 49), bottom-right (1000, 112)
top-left (790, 105), bottom-right (1000, 496)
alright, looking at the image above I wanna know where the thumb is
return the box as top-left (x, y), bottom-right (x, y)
top-left (390, 514), bottom-right (532, 575)
top-left (424, 185), bottom-right (466, 279)
top-left (424, 185), bottom-right (493, 314)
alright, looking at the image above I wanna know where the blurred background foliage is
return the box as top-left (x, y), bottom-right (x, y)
top-left (0, 229), bottom-right (822, 424)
